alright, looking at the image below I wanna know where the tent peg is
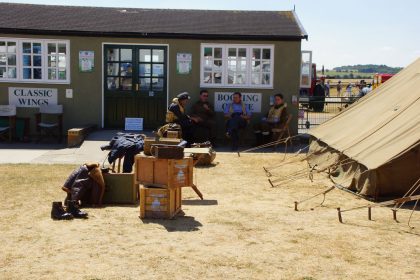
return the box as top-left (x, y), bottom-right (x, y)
top-left (337, 208), bottom-right (343, 223)
top-left (368, 207), bottom-right (372, 220)
top-left (294, 201), bottom-right (298, 211)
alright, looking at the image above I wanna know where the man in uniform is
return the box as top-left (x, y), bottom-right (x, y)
top-left (224, 92), bottom-right (251, 150)
top-left (166, 92), bottom-right (199, 145)
top-left (190, 89), bottom-right (216, 144)
top-left (253, 93), bottom-right (288, 146)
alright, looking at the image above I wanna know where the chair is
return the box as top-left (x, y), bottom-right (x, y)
top-left (36, 105), bottom-right (63, 143)
top-left (0, 105), bottom-right (16, 142)
top-left (271, 114), bottom-right (293, 151)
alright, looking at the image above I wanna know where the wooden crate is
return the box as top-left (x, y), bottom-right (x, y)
top-left (135, 154), bottom-right (193, 188)
top-left (143, 137), bottom-right (182, 156)
top-left (103, 172), bottom-right (138, 204)
top-left (139, 185), bottom-right (182, 219)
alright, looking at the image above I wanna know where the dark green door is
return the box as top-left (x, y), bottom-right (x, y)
top-left (104, 45), bottom-right (167, 129)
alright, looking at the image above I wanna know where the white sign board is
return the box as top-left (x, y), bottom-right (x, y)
top-left (125, 118), bottom-right (143, 131)
top-left (8, 87), bottom-right (58, 108)
top-left (214, 92), bottom-right (262, 113)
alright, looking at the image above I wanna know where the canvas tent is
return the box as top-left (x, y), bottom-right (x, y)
top-left (307, 58), bottom-right (420, 199)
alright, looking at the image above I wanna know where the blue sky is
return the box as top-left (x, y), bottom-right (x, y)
top-left (4, 0), bottom-right (420, 68)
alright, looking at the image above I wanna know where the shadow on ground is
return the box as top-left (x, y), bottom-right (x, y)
top-left (140, 215), bottom-right (202, 232)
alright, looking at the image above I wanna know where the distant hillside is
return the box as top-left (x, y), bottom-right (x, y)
top-left (332, 64), bottom-right (402, 74)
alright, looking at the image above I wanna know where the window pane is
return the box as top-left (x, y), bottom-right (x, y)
top-left (214, 72), bottom-right (222, 84)
top-left (262, 61), bottom-right (271, 72)
top-left (7, 42), bottom-right (16, 53)
top-left (235, 72), bottom-right (246, 84)
top-left (23, 55), bottom-right (31, 66)
top-left (213, 60), bottom-right (222, 71)
top-left (48, 68), bottom-right (57, 80)
top-left (139, 64), bottom-right (151, 76)
top-left (252, 48), bottom-right (261, 59)
top-left (120, 49), bottom-right (132, 62)
top-left (0, 67), bottom-right (5, 78)
top-left (252, 60), bottom-right (261, 72)
top-left (252, 73), bottom-right (261, 85)
top-left (48, 56), bottom-right (57, 67)
top-left (7, 54), bottom-right (16, 66)
top-left (0, 54), bottom-right (5, 65)
top-left (8, 67), bottom-right (16, 78)
top-left (140, 78), bottom-right (151, 90)
top-left (34, 68), bottom-right (42, 79)
top-left (238, 60), bottom-right (247, 71)
top-left (107, 48), bottom-right (119, 61)
top-left (152, 64), bottom-right (164, 77)
top-left (0, 42), bottom-right (5, 53)
top-left (204, 47), bottom-right (212, 57)
top-left (238, 48), bottom-right (246, 58)
top-left (203, 72), bottom-right (212, 84)
top-left (214, 48), bottom-right (222, 59)
top-left (228, 60), bottom-right (236, 72)
top-left (58, 43), bottom-right (66, 54)
top-left (33, 55), bottom-right (42, 67)
top-left (107, 77), bottom-right (119, 90)
top-left (139, 49), bottom-right (151, 62)
top-left (121, 77), bottom-right (132, 90)
top-left (228, 48), bottom-right (236, 58)
top-left (23, 68), bottom-right (32, 79)
top-left (152, 78), bottom-right (164, 91)
top-left (33, 43), bottom-right (42, 54)
top-left (120, 63), bottom-right (132, 76)
top-left (204, 59), bottom-right (212, 71)
top-left (58, 69), bottom-right (66, 80)
top-left (23, 43), bottom-right (31, 53)
top-left (48, 43), bottom-right (57, 54)
top-left (152, 49), bottom-right (164, 62)
top-left (262, 49), bottom-right (271, 59)
top-left (262, 73), bottom-right (270, 84)
top-left (107, 63), bottom-right (119, 76)
top-left (58, 55), bottom-right (66, 68)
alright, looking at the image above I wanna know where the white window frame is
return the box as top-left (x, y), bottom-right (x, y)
top-left (0, 37), bottom-right (70, 84)
top-left (200, 43), bottom-right (274, 89)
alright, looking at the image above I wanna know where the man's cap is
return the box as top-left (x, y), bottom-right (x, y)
top-left (177, 92), bottom-right (191, 100)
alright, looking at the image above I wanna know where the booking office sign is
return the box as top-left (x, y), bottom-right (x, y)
top-left (214, 92), bottom-right (262, 113)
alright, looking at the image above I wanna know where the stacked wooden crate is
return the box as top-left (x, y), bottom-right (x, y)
top-left (135, 154), bottom-right (193, 219)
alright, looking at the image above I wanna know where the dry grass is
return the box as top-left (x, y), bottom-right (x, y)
top-left (0, 154), bottom-right (419, 280)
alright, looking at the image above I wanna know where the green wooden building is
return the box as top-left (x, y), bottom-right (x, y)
top-left (0, 3), bottom-right (308, 138)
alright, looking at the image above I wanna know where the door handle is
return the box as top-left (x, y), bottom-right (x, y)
top-left (135, 83), bottom-right (139, 91)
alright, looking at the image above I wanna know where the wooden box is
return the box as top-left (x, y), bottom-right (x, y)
top-left (102, 172), bottom-right (138, 204)
top-left (135, 154), bottom-right (193, 188)
top-left (143, 137), bottom-right (182, 156)
top-left (150, 144), bottom-right (184, 159)
top-left (139, 185), bottom-right (182, 219)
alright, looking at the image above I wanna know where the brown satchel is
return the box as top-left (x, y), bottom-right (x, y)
top-left (150, 144), bottom-right (184, 159)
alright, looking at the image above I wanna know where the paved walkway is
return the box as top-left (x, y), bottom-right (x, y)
top-left (0, 130), bottom-right (304, 164)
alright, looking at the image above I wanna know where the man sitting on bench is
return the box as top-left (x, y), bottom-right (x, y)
top-left (224, 92), bottom-right (251, 151)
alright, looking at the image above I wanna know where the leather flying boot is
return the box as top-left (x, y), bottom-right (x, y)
top-left (67, 200), bottom-right (88, 219)
top-left (51, 201), bottom-right (73, 220)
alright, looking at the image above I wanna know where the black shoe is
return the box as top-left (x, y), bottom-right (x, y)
top-left (51, 201), bottom-right (73, 220)
top-left (67, 200), bottom-right (88, 219)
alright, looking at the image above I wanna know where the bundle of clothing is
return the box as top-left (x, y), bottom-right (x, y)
top-left (101, 133), bottom-right (145, 173)
top-left (51, 163), bottom-right (105, 220)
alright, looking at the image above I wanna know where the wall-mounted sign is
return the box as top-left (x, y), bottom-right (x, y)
top-left (176, 53), bottom-right (192, 74)
top-left (8, 87), bottom-right (57, 108)
top-left (125, 117), bottom-right (143, 131)
top-left (214, 92), bottom-right (262, 113)
top-left (79, 51), bottom-right (95, 72)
